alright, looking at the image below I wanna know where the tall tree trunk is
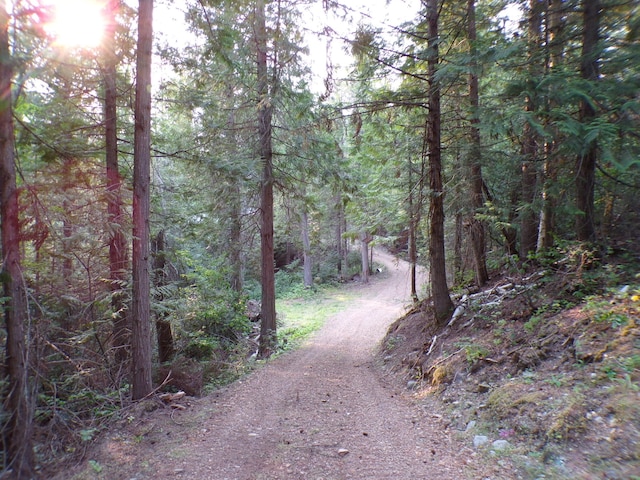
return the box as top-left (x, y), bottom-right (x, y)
top-left (426, 0), bottom-right (453, 324)
top-left (520, 166), bottom-right (537, 259)
top-left (359, 231), bottom-right (370, 284)
top-left (466, 0), bottom-right (488, 286)
top-left (0, 1), bottom-right (35, 475)
top-left (334, 193), bottom-right (344, 278)
top-left (256, 0), bottom-right (276, 358)
top-left (300, 210), bottom-right (313, 288)
top-left (334, 193), bottom-right (349, 279)
top-left (341, 206), bottom-right (348, 276)
top-left (131, 0), bottom-right (154, 400)
top-left (152, 230), bottom-right (174, 363)
top-left (537, 145), bottom-right (556, 251)
top-left (408, 162), bottom-right (418, 302)
top-left (408, 139), bottom-right (424, 303)
top-left (520, 0), bottom-right (543, 258)
top-left (537, 0), bottom-right (565, 252)
top-left (481, 180), bottom-right (518, 256)
top-left (575, 0), bottom-right (601, 242)
top-left (453, 211), bottom-right (464, 283)
top-left (104, 0), bottom-right (130, 368)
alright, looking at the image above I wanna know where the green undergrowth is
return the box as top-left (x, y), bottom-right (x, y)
top-left (276, 288), bottom-right (355, 351)
top-left (384, 242), bottom-right (640, 479)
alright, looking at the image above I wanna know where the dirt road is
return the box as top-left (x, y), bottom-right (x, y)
top-left (78, 251), bottom-right (480, 479)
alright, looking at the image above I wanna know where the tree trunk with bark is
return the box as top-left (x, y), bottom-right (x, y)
top-left (453, 211), bottom-right (464, 283)
top-left (104, 0), bottom-right (130, 369)
top-left (575, 0), bottom-right (601, 242)
top-left (131, 0), bottom-right (154, 400)
top-left (256, 0), bottom-right (276, 358)
top-left (426, 0), bottom-right (453, 324)
top-left (334, 193), bottom-right (344, 278)
top-left (301, 210), bottom-right (313, 288)
top-left (466, 0), bottom-right (489, 286)
top-left (408, 137), bottom-right (425, 303)
top-left (334, 194), bottom-right (348, 280)
top-left (359, 231), bottom-right (370, 284)
top-left (520, 0), bottom-right (543, 258)
top-left (536, 0), bottom-right (565, 252)
top-left (0, 2), bottom-right (35, 475)
top-left (408, 176), bottom-right (419, 302)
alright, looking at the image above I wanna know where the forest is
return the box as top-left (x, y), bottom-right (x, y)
top-left (1, 0), bottom-right (639, 477)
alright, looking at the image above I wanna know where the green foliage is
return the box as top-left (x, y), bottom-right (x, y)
top-left (174, 251), bottom-right (251, 358)
top-left (6, 0), bottom-right (640, 474)
top-left (525, 299), bottom-right (575, 333)
top-left (523, 315), bottom-right (542, 334)
top-left (621, 355), bottom-right (640, 374)
top-left (79, 428), bottom-right (97, 442)
top-left (314, 252), bottom-right (343, 284)
top-left (584, 284), bottom-right (640, 330)
top-left (594, 308), bottom-right (629, 329)
top-left (454, 338), bottom-right (489, 365)
top-left (88, 460), bottom-right (103, 473)
top-left (345, 250), bottom-right (365, 277)
top-left (275, 261), bottom-right (309, 299)
top-left (183, 335), bottom-right (221, 361)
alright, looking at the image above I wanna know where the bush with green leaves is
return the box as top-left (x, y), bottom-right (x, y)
top-left (173, 251), bottom-right (251, 358)
top-left (275, 260), bottom-right (306, 298)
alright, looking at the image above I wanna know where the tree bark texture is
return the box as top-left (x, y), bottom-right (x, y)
top-left (408, 173), bottom-right (418, 302)
top-left (301, 210), bottom-right (313, 288)
top-left (104, 0), bottom-right (130, 368)
top-left (536, 0), bottom-right (565, 252)
top-left (334, 193), bottom-right (344, 277)
top-left (426, 0), bottom-right (453, 324)
top-left (131, 0), bottom-right (154, 400)
top-left (0, 1), bottom-right (35, 475)
top-left (359, 232), bottom-right (370, 284)
top-left (408, 140), bottom-right (424, 303)
top-left (575, 0), bottom-right (601, 242)
top-left (520, 0), bottom-right (544, 258)
top-left (256, 0), bottom-right (277, 359)
top-left (334, 194), bottom-right (348, 279)
top-left (466, 0), bottom-right (488, 286)
top-left (453, 212), bottom-right (463, 283)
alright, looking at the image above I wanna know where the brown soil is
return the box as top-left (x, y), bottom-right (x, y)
top-left (58, 251), bottom-right (500, 480)
top-left (382, 262), bottom-right (640, 480)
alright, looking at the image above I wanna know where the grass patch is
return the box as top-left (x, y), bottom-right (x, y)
top-left (276, 289), bottom-right (354, 350)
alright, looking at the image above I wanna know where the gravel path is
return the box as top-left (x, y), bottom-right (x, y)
top-left (84, 251), bottom-right (480, 479)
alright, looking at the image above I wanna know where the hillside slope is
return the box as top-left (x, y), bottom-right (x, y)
top-left (381, 250), bottom-right (640, 479)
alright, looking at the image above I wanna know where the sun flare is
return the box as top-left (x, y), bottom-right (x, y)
top-left (45, 0), bottom-right (107, 49)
